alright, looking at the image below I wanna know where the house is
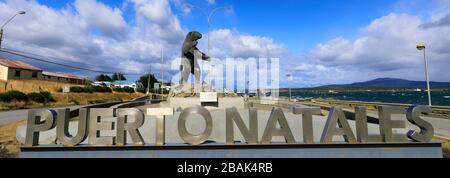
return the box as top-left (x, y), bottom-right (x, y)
top-left (0, 58), bottom-right (84, 84)
top-left (42, 71), bottom-right (85, 84)
top-left (113, 81), bottom-right (145, 90)
top-left (92, 81), bottom-right (113, 87)
top-left (0, 58), bottom-right (43, 81)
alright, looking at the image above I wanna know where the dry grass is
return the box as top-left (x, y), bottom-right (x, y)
top-left (0, 91), bottom-right (144, 111)
top-left (0, 120), bottom-right (24, 158)
top-left (443, 142), bottom-right (450, 158)
top-left (434, 136), bottom-right (450, 158)
top-left (0, 79), bottom-right (83, 93)
top-left (51, 92), bottom-right (144, 105)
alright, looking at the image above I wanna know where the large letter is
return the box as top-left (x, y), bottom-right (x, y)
top-left (226, 107), bottom-right (258, 144)
top-left (116, 108), bottom-right (145, 146)
top-left (25, 109), bottom-right (57, 147)
top-left (406, 105), bottom-right (434, 142)
top-left (261, 107), bottom-right (296, 144)
top-left (355, 107), bottom-right (369, 143)
top-left (88, 109), bottom-right (115, 146)
top-left (147, 108), bottom-right (174, 146)
top-left (292, 106), bottom-right (322, 144)
top-left (178, 106), bottom-right (213, 145)
top-left (56, 108), bottom-right (89, 146)
top-left (320, 107), bottom-right (356, 143)
top-left (378, 106), bottom-right (406, 142)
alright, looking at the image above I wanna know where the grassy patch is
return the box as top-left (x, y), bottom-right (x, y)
top-left (0, 92), bottom-right (144, 111)
top-left (0, 121), bottom-right (23, 158)
top-left (0, 80), bottom-right (83, 93)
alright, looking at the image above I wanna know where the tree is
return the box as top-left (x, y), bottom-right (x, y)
top-left (95, 74), bottom-right (112, 82)
top-left (138, 73), bottom-right (159, 89)
top-left (112, 73), bottom-right (126, 81)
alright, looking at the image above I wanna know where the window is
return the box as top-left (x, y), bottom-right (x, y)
top-left (57, 77), bottom-right (61, 80)
top-left (14, 70), bottom-right (20, 77)
top-left (32, 71), bottom-right (38, 78)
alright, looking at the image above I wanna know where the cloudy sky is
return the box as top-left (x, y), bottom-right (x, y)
top-left (0, 0), bottom-right (449, 87)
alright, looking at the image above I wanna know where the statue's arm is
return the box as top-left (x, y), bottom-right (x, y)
top-left (191, 46), bottom-right (210, 61)
top-left (182, 41), bottom-right (197, 55)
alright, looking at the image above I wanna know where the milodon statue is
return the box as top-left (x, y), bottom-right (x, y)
top-left (179, 31), bottom-right (210, 86)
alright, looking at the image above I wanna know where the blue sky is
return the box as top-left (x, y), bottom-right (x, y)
top-left (1, 0), bottom-right (450, 88)
top-left (38, 0), bottom-right (433, 54)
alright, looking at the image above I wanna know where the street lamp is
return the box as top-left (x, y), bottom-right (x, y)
top-left (184, 4), bottom-right (231, 90)
top-left (286, 74), bottom-right (293, 101)
top-left (0, 11), bottom-right (26, 48)
top-left (184, 4), bottom-right (231, 53)
top-left (417, 43), bottom-right (432, 106)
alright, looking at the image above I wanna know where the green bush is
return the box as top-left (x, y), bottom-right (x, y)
top-left (136, 88), bottom-right (146, 94)
top-left (0, 90), bottom-right (28, 102)
top-left (69, 86), bottom-right (89, 93)
top-left (113, 87), bottom-right (135, 93)
top-left (90, 86), bottom-right (112, 93)
top-left (69, 86), bottom-right (111, 93)
top-left (27, 91), bottom-right (55, 103)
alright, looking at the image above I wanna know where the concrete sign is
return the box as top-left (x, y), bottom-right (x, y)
top-left (62, 86), bottom-right (70, 93)
top-left (21, 105), bottom-right (436, 147)
top-left (200, 92), bottom-right (218, 102)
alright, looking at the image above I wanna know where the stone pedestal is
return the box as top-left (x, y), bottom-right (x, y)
top-left (169, 83), bottom-right (215, 97)
top-left (163, 96), bottom-right (245, 110)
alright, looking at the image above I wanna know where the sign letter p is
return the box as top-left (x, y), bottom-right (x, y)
top-left (25, 109), bottom-right (57, 147)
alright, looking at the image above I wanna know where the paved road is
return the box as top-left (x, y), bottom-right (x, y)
top-left (0, 105), bottom-right (82, 125)
top-left (422, 116), bottom-right (450, 138)
top-left (363, 109), bottom-right (450, 138)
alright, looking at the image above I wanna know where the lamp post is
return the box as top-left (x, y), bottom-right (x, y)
top-left (161, 47), bottom-right (164, 98)
top-left (184, 4), bottom-right (230, 53)
top-left (286, 74), bottom-right (293, 101)
top-left (417, 43), bottom-right (432, 106)
top-left (0, 11), bottom-right (26, 49)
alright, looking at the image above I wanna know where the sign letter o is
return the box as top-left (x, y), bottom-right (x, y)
top-left (178, 106), bottom-right (213, 145)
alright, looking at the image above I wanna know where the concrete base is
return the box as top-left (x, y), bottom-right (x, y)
top-left (164, 96), bottom-right (245, 110)
top-left (20, 142), bottom-right (443, 158)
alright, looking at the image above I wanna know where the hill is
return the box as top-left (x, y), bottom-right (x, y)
top-left (315, 78), bottom-right (450, 89)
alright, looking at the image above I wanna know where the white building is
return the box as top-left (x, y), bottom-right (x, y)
top-left (92, 81), bottom-right (113, 87)
top-left (113, 81), bottom-right (144, 90)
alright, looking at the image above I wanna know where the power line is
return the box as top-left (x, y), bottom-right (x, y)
top-left (1, 47), bottom-right (132, 72)
top-left (0, 48), bottom-right (143, 76)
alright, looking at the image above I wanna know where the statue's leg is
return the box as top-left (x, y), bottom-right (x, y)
top-left (180, 58), bottom-right (191, 85)
top-left (194, 59), bottom-right (201, 84)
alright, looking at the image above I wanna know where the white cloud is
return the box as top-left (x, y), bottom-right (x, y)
top-left (75, 0), bottom-right (128, 40)
top-left (132, 0), bottom-right (184, 44)
top-left (0, 0), bottom-right (287, 83)
top-left (207, 0), bottom-right (216, 5)
top-left (300, 10), bottom-right (450, 86)
top-left (206, 29), bottom-right (288, 59)
top-left (6, 0), bottom-right (449, 88)
top-left (0, 0), bottom-right (185, 78)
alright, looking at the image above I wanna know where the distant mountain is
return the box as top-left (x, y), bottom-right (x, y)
top-left (315, 78), bottom-right (450, 89)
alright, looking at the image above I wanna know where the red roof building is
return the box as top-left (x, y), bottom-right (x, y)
top-left (0, 58), bottom-right (42, 71)
top-left (0, 58), bottom-right (84, 84)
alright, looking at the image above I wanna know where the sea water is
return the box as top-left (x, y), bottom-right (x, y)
top-left (279, 91), bottom-right (450, 106)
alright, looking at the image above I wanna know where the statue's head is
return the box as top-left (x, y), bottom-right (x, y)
top-left (187, 31), bottom-right (202, 41)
